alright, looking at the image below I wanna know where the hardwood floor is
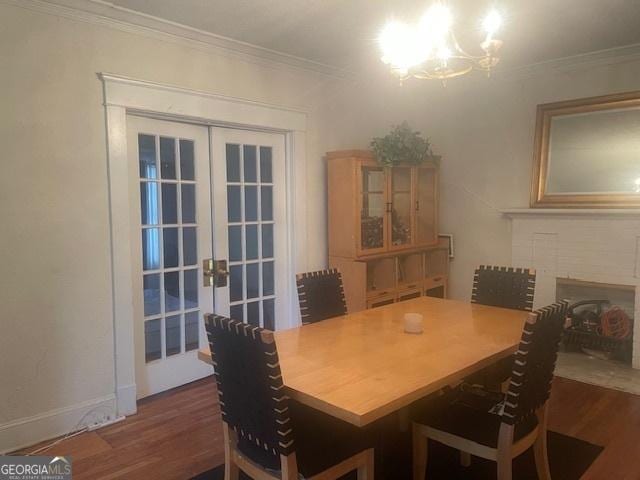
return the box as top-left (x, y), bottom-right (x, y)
top-left (17, 376), bottom-right (640, 479)
top-left (16, 378), bottom-right (225, 480)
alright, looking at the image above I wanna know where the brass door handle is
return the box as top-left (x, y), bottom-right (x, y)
top-left (203, 259), bottom-right (228, 287)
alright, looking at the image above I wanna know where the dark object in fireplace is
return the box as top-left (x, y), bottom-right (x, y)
top-left (566, 300), bottom-right (609, 333)
top-left (563, 300), bottom-right (633, 363)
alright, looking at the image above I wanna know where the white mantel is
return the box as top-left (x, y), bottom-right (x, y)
top-left (502, 208), bottom-right (640, 217)
top-left (503, 208), bottom-right (640, 369)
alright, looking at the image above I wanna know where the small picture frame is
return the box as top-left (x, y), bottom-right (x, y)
top-left (438, 234), bottom-right (454, 259)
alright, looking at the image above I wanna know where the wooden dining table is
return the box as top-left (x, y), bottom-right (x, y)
top-left (198, 296), bottom-right (529, 427)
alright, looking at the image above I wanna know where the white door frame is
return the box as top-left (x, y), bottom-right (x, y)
top-left (100, 73), bottom-right (308, 417)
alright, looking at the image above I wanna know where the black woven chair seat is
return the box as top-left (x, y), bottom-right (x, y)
top-left (413, 390), bottom-right (538, 449)
top-left (238, 400), bottom-right (371, 478)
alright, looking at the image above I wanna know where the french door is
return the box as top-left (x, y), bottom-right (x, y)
top-left (128, 116), bottom-right (289, 398)
top-left (210, 128), bottom-right (287, 330)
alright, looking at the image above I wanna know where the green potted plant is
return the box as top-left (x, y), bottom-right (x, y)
top-left (370, 122), bottom-right (437, 166)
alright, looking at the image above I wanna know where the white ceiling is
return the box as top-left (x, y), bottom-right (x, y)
top-left (109, 0), bottom-right (640, 69)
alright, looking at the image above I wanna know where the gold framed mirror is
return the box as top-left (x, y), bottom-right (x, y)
top-left (531, 91), bottom-right (640, 208)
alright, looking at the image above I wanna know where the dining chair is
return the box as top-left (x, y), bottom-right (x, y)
top-left (296, 268), bottom-right (347, 324)
top-left (467, 265), bottom-right (537, 390)
top-left (412, 300), bottom-right (568, 480)
top-left (204, 314), bottom-right (374, 480)
top-left (471, 265), bottom-right (536, 311)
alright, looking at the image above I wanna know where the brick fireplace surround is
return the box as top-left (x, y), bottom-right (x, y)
top-left (503, 209), bottom-right (640, 369)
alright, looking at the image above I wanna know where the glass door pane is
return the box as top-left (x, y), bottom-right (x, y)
top-left (212, 128), bottom-right (286, 332)
top-left (224, 144), bottom-right (276, 329)
top-left (390, 167), bottom-right (412, 247)
top-left (416, 167), bottom-right (437, 245)
top-left (138, 134), bottom-right (202, 363)
top-left (128, 115), bottom-right (213, 399)
top-left (360, 166), bottom-right (386, 251)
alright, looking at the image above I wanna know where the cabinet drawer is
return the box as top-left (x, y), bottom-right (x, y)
top-left (367, 293), bottom-right (396, 309)
top-left (397, 287), bottom-right (422, 303)
top-left (367, 289), bottom-right (394, 300)
top-left (424, 275), bottom-right (447, 299)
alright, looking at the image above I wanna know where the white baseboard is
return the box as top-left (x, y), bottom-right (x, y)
top-left (116, 383), bottom-right (137, 416)
top-left (0, 394), bottom-right (117, 454)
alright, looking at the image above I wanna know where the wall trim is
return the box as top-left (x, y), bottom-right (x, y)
top-left (101, 73), bottom-right (308, 127)
top-left (499, 43), bottom-right (640, 80)
top-left (2, 0), bottom-right (347, 79)
top-left (101, 72), bottom-right (307, 417)
top-left (116, 383), bottom-right (136, 417)
top-left (0, 394), bottom-right (116, 454)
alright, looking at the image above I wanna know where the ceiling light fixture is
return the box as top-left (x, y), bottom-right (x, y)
top-left (378, 3), bottom-right (504, 83)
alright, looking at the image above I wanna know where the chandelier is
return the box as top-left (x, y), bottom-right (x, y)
top-left (378, 3), bottom-right (503, 82)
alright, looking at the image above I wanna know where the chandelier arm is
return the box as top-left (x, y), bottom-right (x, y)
top-left (413, 64), bottom-right (473, 80)
top-left (449, 31), bottom-right (491, 61)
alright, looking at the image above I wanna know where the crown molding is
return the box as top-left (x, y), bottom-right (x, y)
top-left (2, 0), bottom-right (349, 79)
top-left (498, 42), bottom-right (640, 81)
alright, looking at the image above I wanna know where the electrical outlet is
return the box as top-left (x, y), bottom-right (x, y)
top-left (83, 411), bottom-right (107, 430)
top-left (87, 415), bottom-right (125, 432)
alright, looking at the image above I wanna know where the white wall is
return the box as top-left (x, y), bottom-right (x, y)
top-left (0, 1), bottom-right (343, 452)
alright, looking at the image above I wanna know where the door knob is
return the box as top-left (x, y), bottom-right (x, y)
top-left (203, 259), bottom-right (228, 287)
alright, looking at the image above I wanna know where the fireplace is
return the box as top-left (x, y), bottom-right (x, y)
top-left (503, 208), bottom-right (640, 393)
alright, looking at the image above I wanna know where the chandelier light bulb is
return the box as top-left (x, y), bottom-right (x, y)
top-left (421, 3), bottom-right (453, 39)
top-left (379, 21), bottom-right (410, 64)
top-left (379, 21), bottom-right (430, 69)
top-left (482, 9), bottom-right (502, 37)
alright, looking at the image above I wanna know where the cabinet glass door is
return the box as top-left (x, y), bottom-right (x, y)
top-left (390, 167), bottom-right (413, 248)
top-left (360, 165), bottom-right (386, 252)
top-left (415, 167), bottom-right (438, 246)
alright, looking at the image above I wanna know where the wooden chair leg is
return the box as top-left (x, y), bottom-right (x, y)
top-left (357, 448), bottom-right (375, 480)
top-left (496, 452), bottom-right (512, 480)
top-left (496, 423), bottom-right (514, 480)
top-left (412, 423), bottom-right (428, 480)
top-left (460, 451), bottom-right (471, 467)
top-left (280, 453), bottom-right (299, 480)
top-left (534, 404), bottom-right (552, 480)
top-left (533, 433), bottom-right (551, 480)
top-left (222, 423), bottom-right (240, 480)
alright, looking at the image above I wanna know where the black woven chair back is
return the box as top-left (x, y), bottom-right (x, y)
top-left (296, 268), bottom-right (347, 324)
top-left (471, 265), bottom-right (536, 311)
top-left (204, 314), bottom-right (294, 456)
top-left (501, 300), bottom-right (568, 426)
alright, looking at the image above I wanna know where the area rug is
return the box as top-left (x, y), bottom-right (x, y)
top-left (191, 431), bottom-right (602, 479)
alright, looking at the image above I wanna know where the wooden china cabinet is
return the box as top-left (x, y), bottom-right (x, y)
top-left (327, 150), bottom-right (449, 313)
